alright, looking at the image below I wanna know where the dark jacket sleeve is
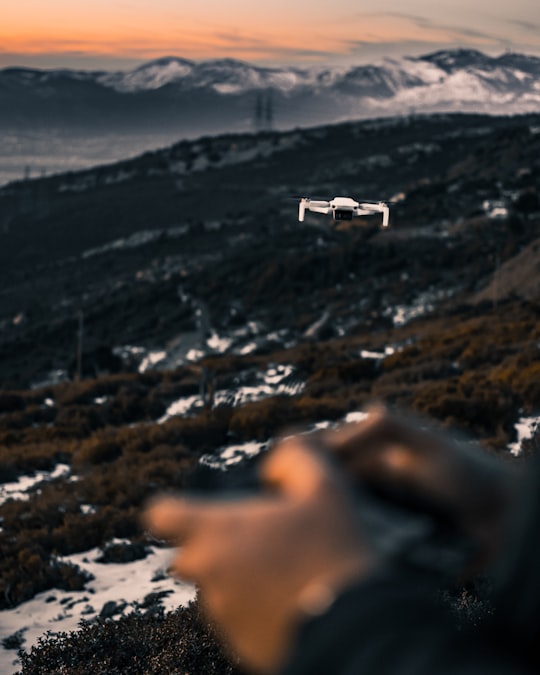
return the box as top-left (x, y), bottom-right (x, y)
top-left (279, 570), bottom-right (527, 675)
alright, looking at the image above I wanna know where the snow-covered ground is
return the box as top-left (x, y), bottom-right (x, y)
top-left (0, 360), bottom-right (305, 671)
top-left (0, 464), bottom-right (73, 507)
top-left (360, 346), bottom-right (397, 360)
top-left (0, 545), bottom-right (195, 674)
top-left (158, 364), bottom-right (304, 423)
top-left (0, 396), bottom-right (540, 675)
top-left (387, 287), bottom-right (455, 326)
top-left (0, 399), bottom-right (372, 673)
top-left (82, 225), bottom-right (190, 259)
top-left (200, 441), bottom-right (267, 469)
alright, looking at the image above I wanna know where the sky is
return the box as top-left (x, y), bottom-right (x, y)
top-left (2, 0), bottom-right (540, 71)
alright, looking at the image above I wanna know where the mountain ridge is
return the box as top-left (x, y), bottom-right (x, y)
top-left (1, 49), bottom-right (540, 136)
top-left (3, 49), bottom-right (540, 92)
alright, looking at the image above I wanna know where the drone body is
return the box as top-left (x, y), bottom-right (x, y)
top-left (298, 196), bottom-right (390, 228)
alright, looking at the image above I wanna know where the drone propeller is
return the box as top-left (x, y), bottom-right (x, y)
top-left (357, 198), bottom-right (402, 205)
top-left (289, 196), bottom-right (400, 205)
top-left (288, 196), bottom-right (333, 202)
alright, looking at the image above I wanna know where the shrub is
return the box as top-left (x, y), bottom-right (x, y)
top-left (229, 397), bottom-right (294, 440)
top-left (74, 439), bottom-right (123, 466)
top-left (0, 545), bottom-right (91, 609)
top-left (54, 406), bottom-right (105, 438)
top-left (0, 392), bottom-right (25, 413)
top-left (17, 598), bottom-right (240, 674)
top-left (54, 374), bottom-right (141, 406)
top-left (96, 541), bottom-right (149, 564)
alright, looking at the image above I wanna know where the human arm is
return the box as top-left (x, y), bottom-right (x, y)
top-left (144, 436), bottom-right (376, 673)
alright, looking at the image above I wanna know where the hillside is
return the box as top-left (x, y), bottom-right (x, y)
top-left (0, 112), bottom-right (539, 672)
top-left (0, 112), bottom-right (539, 389)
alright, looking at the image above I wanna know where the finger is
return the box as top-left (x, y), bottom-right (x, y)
top-left (143, 495), bottom-right (207, 542)
top-left (325, 407), bottom-right (456, 473)
top-left (144, 492), bottom-right (292, 543)
top-left (261, 436), bottom-right (352, 501)
top-left (168, 546), bottom-right (206, 582)
top-left (324, 405), bottom-right (392, 457)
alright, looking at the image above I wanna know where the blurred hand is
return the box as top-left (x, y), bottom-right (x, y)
top-left (144, 407), bottom-right (516, 672)
top-left (143, 436), bottom-right (375, 674)
top-left (323, 406), bottom-right (516, 569)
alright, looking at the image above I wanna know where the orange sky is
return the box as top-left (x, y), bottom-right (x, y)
top-left (2, 0), bottom-right (540, 69)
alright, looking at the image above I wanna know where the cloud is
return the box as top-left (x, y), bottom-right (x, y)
top-left (207, 34), bottom-right (337, 61)
top-left (0, 40), bottom-right (341, 71)
top-left (0, 51), bottom-right (144, 70)
top-left (507, 18), bottom-right (540, 34)
top-left (354, 11), bottom-right (512, 47)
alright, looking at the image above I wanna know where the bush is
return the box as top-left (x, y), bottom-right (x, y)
top-left (96, 541), bottom-right (149, 564)
top-left (2, 298), bottom-right (538, 617)
top-left (0, 392), bottom-right (25, 412)
top-left (17, 598), bottom-right (240, 674)
top-left (74, 439), bottom-right (123, 466)
top-left (0, 545), bottom-right (91, 609)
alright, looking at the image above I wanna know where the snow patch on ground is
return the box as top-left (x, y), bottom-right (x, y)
top-left (508, 415), bottom-right (540, 456)
top-left (114, 345), bottom-right (145, 360)
top-left (0, 464), bottom-right (72, 506)
top-left (388, 288), bottom-right (454, 326)
top-left (483, 199), bottom-right (509, 219)
top-left (200, 441), bottom-right (267, 469)
top-left (158, 364), bottom-right (303, 423)
top-left (157, 395), bottom-right (201, 423)
top-left (360, 346), bottom-right (396, 360)
top-left (82, 225), bottom-right (190, 259)
top-left (207, 332), bottom-right (234, 352)
top-left (236, 342), bottom-right (258, 355)
top-left (197, 408), bottom-right (369, 469)
top-left (186, 348), bottom-right (205, 362)
top-left (31, 369), bottom-right (69, 389)
top-left (343, 411), bottom-right (369, 424)
top-left (138, 351), bottom-right (167, 373)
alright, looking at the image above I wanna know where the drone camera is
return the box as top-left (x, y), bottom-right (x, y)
top-left (334, 209), bottom-right (353, 221)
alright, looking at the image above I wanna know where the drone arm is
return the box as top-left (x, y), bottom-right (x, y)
top-left (298, 198), bottom-right (332, 218)
top-left (299, 200), bottom-right (306, 222)
top-left (357, 202), bottom-right (390, 228)
top-left (381, 204), bottom-right (390, 228)
top-left (308, 201), bottom-right (332, 215)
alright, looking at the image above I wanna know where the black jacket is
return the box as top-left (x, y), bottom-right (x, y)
top-left (280, 570), bottom-right (528, 675)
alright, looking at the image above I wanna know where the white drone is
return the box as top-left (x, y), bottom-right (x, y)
top-left (298, 196), bottom-right (390, 228)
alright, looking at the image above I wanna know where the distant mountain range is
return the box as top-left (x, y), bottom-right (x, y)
top-left (2, 49), bottom-right (540, 136)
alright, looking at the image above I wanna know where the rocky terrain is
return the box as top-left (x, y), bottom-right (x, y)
top-left (0, 112), bottom-right (539, 672)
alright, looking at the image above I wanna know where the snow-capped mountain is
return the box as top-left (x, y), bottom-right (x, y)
top-left (1, 49), bottom-right (539, 137)
top-left (97, 57), bottom-right (323, 94)
top-left (88, 49), bottom-right (540, 98)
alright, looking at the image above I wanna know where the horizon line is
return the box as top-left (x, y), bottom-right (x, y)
top-left (2, 45), bottom-right (540, 73)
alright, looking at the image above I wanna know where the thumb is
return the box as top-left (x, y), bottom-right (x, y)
top-left (261, 436), bottom-right (352, 502)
